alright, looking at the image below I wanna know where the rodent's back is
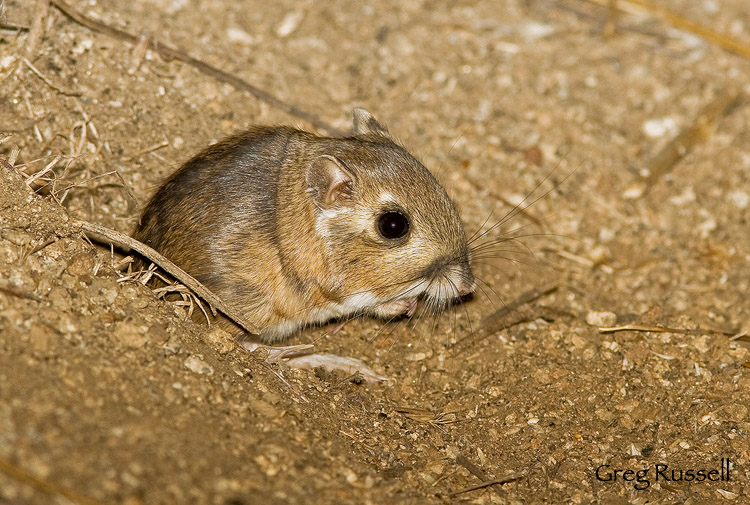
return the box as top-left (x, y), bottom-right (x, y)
top-left (135, 127), bottom-right (311, 297)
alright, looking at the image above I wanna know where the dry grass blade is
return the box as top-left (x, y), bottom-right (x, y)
top-left (0, 22), bottom-right (30, 33)
top-left (122, 137), bottom-right (169, 162)
top-left (451, 454), bottom-right (525, 497)
top-left (449, 472), bottom-right (525, 496)
top-left (729, 330), bottom-right (749, 342)
top-left (23, 154), bottom-right (61, 187)
top-left (625, 89), bottom-right (741, 198)
top-left (394, 407), bottom-right (461, 431)
top-left (585, 0), bottom-right (750, 59)
top-left (151, 281), bottom-right (211, 325)
top-left (22, 57), bottom-right (82, 96)
top-left (241, 342), bottom-right (316, 362)
top-left (599, 324), bottom-right (740, 337)
top-left (0, 283), bottom-right (44, 302)
top-left (24, 0), bottom-right (50, 58)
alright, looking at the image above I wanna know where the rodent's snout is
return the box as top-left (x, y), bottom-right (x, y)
top-left (420, 253), bottom-right (475, 307)
top-left (454, 263), bottom-right (476, 300)
top-left (457, 276), bottom-right (475, 297)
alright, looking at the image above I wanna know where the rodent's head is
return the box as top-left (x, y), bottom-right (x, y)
top-left (305, 109), bottom-right (475, 317)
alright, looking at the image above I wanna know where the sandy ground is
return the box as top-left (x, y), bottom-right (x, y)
top-left (1, 0), bottom-right (749, 503)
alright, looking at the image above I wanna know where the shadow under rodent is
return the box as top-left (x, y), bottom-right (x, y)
top-left (135, 109), bottom-right (475, 342)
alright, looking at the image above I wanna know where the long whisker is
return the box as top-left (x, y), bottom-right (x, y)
top-left (380, 279), bottom-right (437, 354)
top-left (470, 206), bottom-right (553, 248)
top-left (467, 203), bottom-right (496, 243)
top-left (471, 254), bottom-right (537, 268)
top-left (469, 217), bottom-right (553, 251)
top-left (471, 242), bottom-right (537, 257)
top-left (472, 255), bottom-right (530, 273)
top-left (471, 232), bottom-right (576, 252)
top-left (434, 125), bottom-right (471, 180)
top-left (475, 276), bottom-right (508, 310)
top-left (468, 156), bottom-right (577, 246)
top-left (444, 275), bottom-right (474, 338)
top-left (368, 318), bottom-right (396, 345)
top-left (472, 277), bottom-right (498, 312)
top-left (472, 259), bottom-right (521, 278)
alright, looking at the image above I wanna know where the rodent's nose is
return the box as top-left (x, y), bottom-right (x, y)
top-left (457, 277), bottom-right (475, 297)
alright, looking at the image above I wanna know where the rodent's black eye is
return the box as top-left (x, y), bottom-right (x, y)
top-left (377, 211), bottom-right (409, 240)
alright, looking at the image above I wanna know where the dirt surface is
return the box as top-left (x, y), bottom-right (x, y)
top-left (1, 0), bottom-right (749, 504)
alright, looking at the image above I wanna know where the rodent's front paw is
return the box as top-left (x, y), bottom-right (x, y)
top-left (372, 297), bottom-right (418, 319)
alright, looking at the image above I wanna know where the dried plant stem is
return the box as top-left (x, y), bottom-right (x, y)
top-left (78, 220), bottom-right (260, 335)
top-left (451, 454), bottom-right (525, 497)
top-left (24, 0), bottom-right (50, 58)
top-left (599, 324), bottom-right (740, 337)
top-left (449, 472), bottom-right (525, 496)
top-left (626, 88), bottom-right (741, 198)
top-left (618, 0), bottom-right (750, 59)
top-left (22, 57), bottom-right (82, 96)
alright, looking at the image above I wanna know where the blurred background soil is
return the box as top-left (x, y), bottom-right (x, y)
top-left (1, 0), bottom-right (749, 503)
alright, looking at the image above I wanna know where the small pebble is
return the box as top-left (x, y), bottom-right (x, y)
top-left (588, 245), bottom-right (611, 265)
top-left (48, 286), bottom-right (72, 311)
top-left (275, 11), bottom-right (304, 38)
top-left (114, 321), bottom-right (150, 348)
top-left (642, 117), bottom-right (677, 138)
top-left (185, 355), bottom-right (213, 375)
top-left (67, 251), bottom-right (95, 276)
top-left (203, 327), bottom-right (235, 354)
top-left (27, 322), bottom-right (57, 354)
top-left (728, 190), bottom-right (749, 209)
top-left (585, 311), bottom-right (617, 327)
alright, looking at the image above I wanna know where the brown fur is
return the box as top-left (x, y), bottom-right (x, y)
top-left (135, 110), bottom-right (474, 342)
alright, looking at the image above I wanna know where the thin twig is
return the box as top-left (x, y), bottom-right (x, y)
top-left (1, 23), bottom-right (30, 33)
top-left (27, 237), bottom-right (57, 257)
top-left (729, 330), bottom-right (748, 342)
top-left (48, 0), bottom-right (345, 136)
top-left (22, 57), bottom-right (82, 96)
top-left (583, 0), bottom-right (750, 59)
top-left (241, 342), bottom-right (315, 362)
top-left (449, 472), bottom-right (525, 495)
top-left (394, 407), bottom-right (462, 432)
top-left (626, 88), bottom-right (741, 198)
top-left (24, 153), bottom-right (60, 186)
top-left (456, 454), bottom-right (492, 482)
top-left (0, 114), bottom-right (51, 134)
top-left (599, 324), bottom-right (740, 337)
top-left (260, 361), bottom-right (310, 403)
top-left (482, 284), bottom-right (559, 326)
top-left (0, 284), bottom-right (44, 302)
top-left (0, 456), bottom-right (107, 505)
top-left (451, 455), bottom-right (524, 497)
top-left (77, 219), bottom-right (260, 335)
top-left (24, 0), bottom-right (50, 58)
top-left (122, 137), bottom-right (169, 161)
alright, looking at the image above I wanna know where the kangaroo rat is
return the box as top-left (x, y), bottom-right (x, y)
top-left (135, 109), bottom-right (475, 342)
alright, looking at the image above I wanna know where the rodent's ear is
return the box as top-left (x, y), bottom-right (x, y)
top-left (306, 155), bottom-right (356, 209)
top-left (352, 108), bottom-right (390, 137)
